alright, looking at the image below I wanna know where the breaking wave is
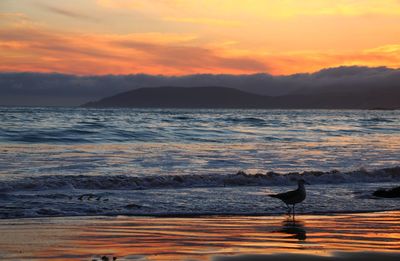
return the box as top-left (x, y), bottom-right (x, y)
top-left (1, 166), bottom-right (399, 192)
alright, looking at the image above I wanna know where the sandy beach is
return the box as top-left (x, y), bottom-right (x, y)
top-left (0, 211), bottom-right (399, 260)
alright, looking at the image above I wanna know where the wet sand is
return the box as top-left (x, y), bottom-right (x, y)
top-left (0, 211), bottom-right (400, 260)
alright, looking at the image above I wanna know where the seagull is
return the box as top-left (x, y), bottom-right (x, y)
top-left (269, 179), bottom-right (310, 216)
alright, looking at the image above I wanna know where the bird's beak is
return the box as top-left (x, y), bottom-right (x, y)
top-left (305, 181), bottom-right (311, 185)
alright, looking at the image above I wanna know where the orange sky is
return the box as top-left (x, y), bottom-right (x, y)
top-left (1, 0), bottom-right (400, 75)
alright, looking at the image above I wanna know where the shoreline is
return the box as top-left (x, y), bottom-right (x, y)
top-left (1, 207), bottom-right (400, 220)
top-left (1, 210), bottom-right (400, 260)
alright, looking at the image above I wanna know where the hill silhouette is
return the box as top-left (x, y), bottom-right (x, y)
top-left (83, 86), bottom-right (276, 108)
top-left (83, 86), bottom-right (400, 109)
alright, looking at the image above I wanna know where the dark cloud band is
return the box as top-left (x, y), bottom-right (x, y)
top-left (0, 66), bottom-right (399, 107)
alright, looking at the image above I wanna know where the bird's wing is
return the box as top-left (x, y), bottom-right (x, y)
top-left (270, 189), bottom-right (298, 201)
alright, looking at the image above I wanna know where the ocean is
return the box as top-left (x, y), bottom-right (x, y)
top-left (0, 107), bottom-right (399, 218)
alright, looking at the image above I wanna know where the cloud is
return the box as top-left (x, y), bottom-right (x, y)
top-left (2, 1), bottom-right (400, 79)
top-left (261, 47), bottom-right (400, 75)
top-left (1, 17), bottom-right (399, 76)
top-left (95, 0), bottom-right (142, 10)
top-left (114, 40), bottom-right (268, 73)
top-left (0, 66), bottom-right (399, 106)
top-left (37, 3), bottom-right (98, 22)
top-left (0, 23), bottom-right (268, 75)
top-left (365, 44), bottom-right (400, 54)
top-left (0, 12), bottom-right (37, 29)
top-left (162, 17), bottom-right (241, 26)
top-left (0, 12), bottom-right (29, 20)
top-left (1, 10), bottom-right (400, 76)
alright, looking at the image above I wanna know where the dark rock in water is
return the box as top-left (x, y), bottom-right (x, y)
top-left (373, 186), bottom-right (400, 198)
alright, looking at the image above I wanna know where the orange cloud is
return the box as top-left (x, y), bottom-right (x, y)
top-left (1, 8), bottom-right (399, 76)
top-left (0, 24), bottom-right (268, 75)
top-left (162, 17), bottom-right (241, 27)
top-left (262, 47), bottom-right (400, 75)
top-left (37, 3), bottom-right (99, 22)
top-left (2, 1), bottom-right (400, 75)
top-left (1, 22), bottom-right (399, 76)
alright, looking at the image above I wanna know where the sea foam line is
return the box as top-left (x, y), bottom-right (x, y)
top-left (1, 166), bottom-right (399, 192)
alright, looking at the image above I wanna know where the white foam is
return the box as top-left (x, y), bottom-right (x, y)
top-left (1, 166), bottom-right (399, 192)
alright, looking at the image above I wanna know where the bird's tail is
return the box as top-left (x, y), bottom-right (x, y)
top-left (268, 194), bottom-right (278, 198)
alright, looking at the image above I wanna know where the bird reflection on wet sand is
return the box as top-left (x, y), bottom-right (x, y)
top-left (275, 218), bottom-right (307, 241)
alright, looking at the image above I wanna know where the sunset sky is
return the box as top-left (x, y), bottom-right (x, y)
top-left (1, 0), bottom-right (400, 75)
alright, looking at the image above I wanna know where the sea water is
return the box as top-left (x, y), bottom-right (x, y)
top-left (0, 107), bottom-right (399, 218)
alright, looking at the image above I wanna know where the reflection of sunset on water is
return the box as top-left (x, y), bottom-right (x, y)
top-left (1, 109), bottom-right (399, 180)
top-left (2, 133), bottom-right (400, 179)
top-left (1, 211), bottom-right (400, 260)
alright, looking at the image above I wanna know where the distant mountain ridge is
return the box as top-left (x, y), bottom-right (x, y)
top-left (83, 86), bottom-right (400, 109)
top-left (83, 86), bottom-right (274, 108)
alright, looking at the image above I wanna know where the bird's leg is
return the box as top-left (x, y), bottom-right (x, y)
top-left (286, 204), bottom-right (291, 216)
top-left (292, 205), bottom-right (296, 218)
